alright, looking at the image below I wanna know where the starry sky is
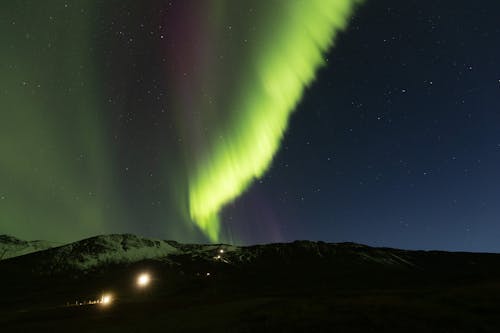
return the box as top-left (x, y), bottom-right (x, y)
top-left (1, 0), bottom-right (500, 252)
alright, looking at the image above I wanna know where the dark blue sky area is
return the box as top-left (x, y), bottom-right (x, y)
top-left (224, 0), bottom-right (500, 252)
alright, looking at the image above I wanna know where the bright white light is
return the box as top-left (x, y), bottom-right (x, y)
top-left (219, 249), bottom-right (224, 254)
top-left (101, 294), bottom-right (112, 305)
top-left (137, 273), bottom-right (151, 287)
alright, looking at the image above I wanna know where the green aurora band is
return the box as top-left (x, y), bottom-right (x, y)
top-left (0, 0), bottom-right (361, 243)
top-left (187, 0), bottom-right (361, 241)
top-left (0, 2), bottom-right (118, 241)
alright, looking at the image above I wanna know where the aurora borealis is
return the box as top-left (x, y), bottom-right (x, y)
top-left (168, 0), bottom-right (360, 241)
top-left (1, 2), bottom-right (118, 240)
top-left (0, 0), bottom-right (359, 243)
top-left (2, 0), bottom-right (500, 252)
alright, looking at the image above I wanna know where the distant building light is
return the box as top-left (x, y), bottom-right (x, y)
top-left (137, 273), bottom-right (151, 287)
top-left (100, 294), bottom-right (113, 305)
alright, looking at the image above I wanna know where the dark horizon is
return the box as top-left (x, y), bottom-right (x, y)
top-left (4, 232), bottom-right (500, 255)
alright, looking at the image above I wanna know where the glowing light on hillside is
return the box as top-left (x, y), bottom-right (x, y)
top-left (100, 294), bottom-right (113, 305)
top-left (137, 273), bottom-right (151, 287)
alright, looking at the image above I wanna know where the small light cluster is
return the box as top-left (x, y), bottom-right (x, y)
top-left (214, 248), bottom-right (225, 260)
top-left (213, 248), bottom-right (230, 264)
top-left (69, 262), bottom-right (223, 309)
top-left (69, 272), bottom-right (153, 308)
top-left (68, 293), bottom-right (113, 307)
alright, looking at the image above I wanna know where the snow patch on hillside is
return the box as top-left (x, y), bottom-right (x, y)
top-left (48, 234), bottom-right (179, 270)
top-left (0, 235), bottom-right (60, 260)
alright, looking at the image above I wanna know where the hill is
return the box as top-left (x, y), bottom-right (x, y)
top-left (1, 234), bottom-right (500, 332)
top-left (0, 234), bottom-right (61, 260)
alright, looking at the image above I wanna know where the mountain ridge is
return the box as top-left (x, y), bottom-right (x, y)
top-left (2, 233), bottom-right (499, 276)
top-left (3, 233), bottom-right (500, 332)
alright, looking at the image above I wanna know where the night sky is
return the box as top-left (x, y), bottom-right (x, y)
top-left (1, 0), bottom-right (500, 252)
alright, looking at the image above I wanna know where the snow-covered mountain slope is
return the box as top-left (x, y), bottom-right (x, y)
top-left (1, 233), bottom-right (419, 273)
top-left (3, 233), bottom-right (500, 297)
top-left (36, 234), bottom-right (180, 271)
top-left (0, 235), bottom-right (60, 260)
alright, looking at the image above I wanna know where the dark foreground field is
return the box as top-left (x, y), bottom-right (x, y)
top-left (1, 235), bottom-right (500, 332)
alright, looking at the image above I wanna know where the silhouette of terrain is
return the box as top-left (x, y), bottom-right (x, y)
top-left (1, 234), bottom-right (500, 332)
